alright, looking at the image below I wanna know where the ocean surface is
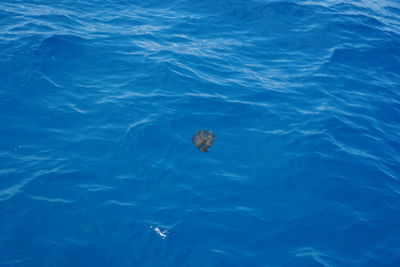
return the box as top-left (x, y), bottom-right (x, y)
top-left (1, 0), bottom-right (400, 266)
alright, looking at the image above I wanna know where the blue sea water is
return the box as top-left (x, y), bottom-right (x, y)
top-left (1, 0), bottom-right (400, 266)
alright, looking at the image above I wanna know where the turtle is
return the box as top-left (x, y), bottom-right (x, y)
top-left (192, 130), bottom-right (215, 152)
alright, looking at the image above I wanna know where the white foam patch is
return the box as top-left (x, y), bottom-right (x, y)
top-left (150, 226), bottom-right (168, 239)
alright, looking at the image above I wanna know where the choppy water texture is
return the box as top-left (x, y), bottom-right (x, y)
top-left (1, 0), bottom-right (400, 266)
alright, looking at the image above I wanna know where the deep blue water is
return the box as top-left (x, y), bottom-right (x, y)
top-left (1, 0), bottom-right (400, 266)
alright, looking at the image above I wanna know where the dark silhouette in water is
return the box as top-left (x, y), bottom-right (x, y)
top-left (192, 130), bottom-right (215, 152)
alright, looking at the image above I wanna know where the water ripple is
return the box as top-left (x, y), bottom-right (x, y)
top-left (1, 0), bottom-right (400, 266)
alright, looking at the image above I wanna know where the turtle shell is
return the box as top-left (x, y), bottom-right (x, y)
top-left (192, 130), bottom-right (215, 152)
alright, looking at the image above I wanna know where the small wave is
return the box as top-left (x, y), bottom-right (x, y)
top-left (106, 200), bottom-right (137, 207)
top-left (0, 166), bottom-right (64, 201)
top-left (0, 176), bottom-right (35, 201)
top-left (184, 92), bottom-right (271, 107)
top-left (26, 194), bottom-right (73, 203)
top-left (292, 247), bottom-right (335, 267)
top-left (77, 184), bottom-right (115, 192)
